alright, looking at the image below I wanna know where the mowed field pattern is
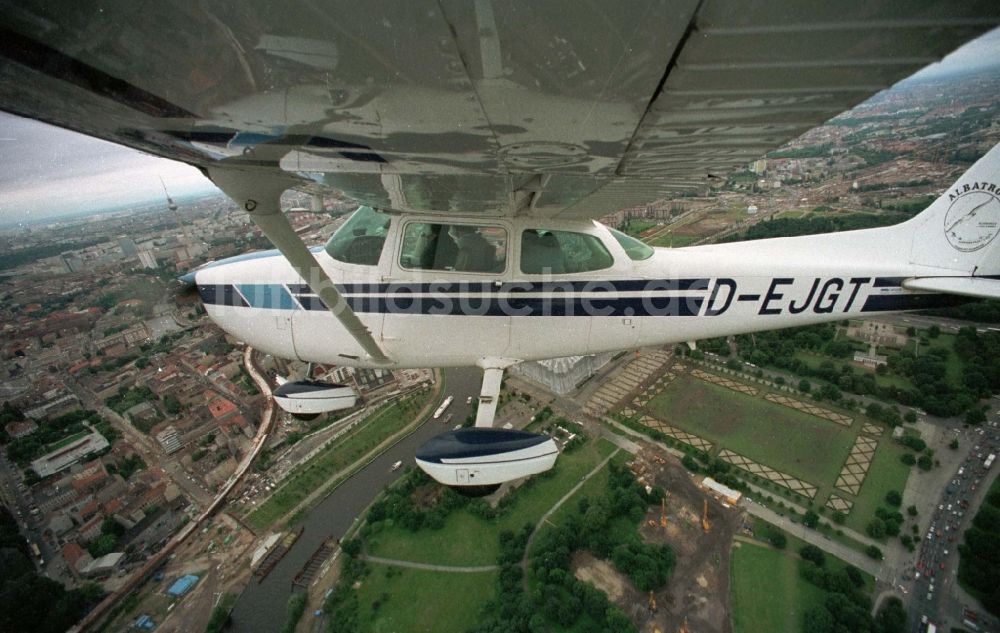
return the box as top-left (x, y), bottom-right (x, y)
top-left (645, 374), bottom-right (856, 485)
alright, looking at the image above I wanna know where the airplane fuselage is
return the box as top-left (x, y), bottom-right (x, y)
top-left (194, 210), bottom-right (964, 369)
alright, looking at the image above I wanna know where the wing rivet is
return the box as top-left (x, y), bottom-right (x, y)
top-left (245, 199), bottom-right (258, 211)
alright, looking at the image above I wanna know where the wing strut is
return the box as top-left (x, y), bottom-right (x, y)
top-left (208, 167), bottom-right (391, 365)
top-left (474, 366), bottom-right (505, 428)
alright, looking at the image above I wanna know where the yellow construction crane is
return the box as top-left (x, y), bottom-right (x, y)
top-left (702, 499), bottom-right (710, 533)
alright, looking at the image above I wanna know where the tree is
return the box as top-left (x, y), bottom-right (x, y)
top-left (865, 545), bottom-right (883, 560)
top-left (844, 565), bottom-right (864, 588)
top-left (901, 453), bottom-right (916, 466)
top-left (681, 454), bottom-right (700, 472)
top-left (950, 438), bottom-right (960, 450)
top-left (800, 544), bottom-right (826, 567)
top-left (799, 379), bottom-right (812, 393)
top-left (769, 532), bottom-right (787, 549)
top-left (802, 510), bottom-right (820, 529)
top-left (885, 491), bottom-right (902, 507)
top-left (904, 411), bottom-right (917, 423)
top-left (87, 533), bottom-right (118, 558)
top-left (917, 455), bottom-right (933, 470)
top-left (928, 324), bottom-right (941, 338)
top-left (874, 596), bottom-right (907, 633)
top-left (866, 518), bottom-right (886, 539)
top-left (163, 395), bottom-right (183, 415)
top-left (966, 407), bottom-right (987, 426)
top-left (907, 505), bottom-right (918, 517)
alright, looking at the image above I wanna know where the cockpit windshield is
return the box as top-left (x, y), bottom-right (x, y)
top-left (608, 228), bottom-right (654, 260)
top-left (324, 206), bottom-right (391, 265)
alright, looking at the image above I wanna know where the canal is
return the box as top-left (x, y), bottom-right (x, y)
top-left (229, 367), bottom-right (482, 632)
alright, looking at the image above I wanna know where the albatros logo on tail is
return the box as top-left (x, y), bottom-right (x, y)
top-left (909, 143), bottom-right (1000, 273)
top-left (943, 183), bottom-right (1000, 252)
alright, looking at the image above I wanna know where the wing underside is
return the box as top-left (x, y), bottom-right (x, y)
top-left (0, 0), bottom-right (997, 218)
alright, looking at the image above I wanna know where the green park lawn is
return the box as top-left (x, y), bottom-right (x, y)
top-left (792, 350), bottom-right (914, 391)
top-left (844, 439), bottom-right (912, 533)
top-left (247, 394), bottom-right (429, 530)
top-left (730, 541), bottom-right (826, 633)
top-left (366, 438), bottom-right (617, 566)
top-left (645, 374), bottom-right (856, 485)
top-left (544, 452), bottom-right (630, 528)
top-left (647, 233), bottom-right (701, 248)
top-left (355, 565), bottom-right (495, 633)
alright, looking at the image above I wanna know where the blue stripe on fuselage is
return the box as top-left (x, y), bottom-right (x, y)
top-left (285, 278), bottom-right (710, 295)
top-left (201, 282), bottom-right (706, 317)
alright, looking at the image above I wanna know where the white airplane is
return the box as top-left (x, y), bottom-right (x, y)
top-left (1, 2), bottom-right (999, 493)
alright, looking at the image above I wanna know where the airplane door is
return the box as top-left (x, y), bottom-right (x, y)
top-left (588, 316), bottom-right (639, 353)
top-left (383, 218), bottom-right (513, 365)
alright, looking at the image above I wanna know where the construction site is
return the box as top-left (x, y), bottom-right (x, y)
top-left (102, 511), bottom-right (259, 632)
top-left (572, 445), bottom-right (743, 633)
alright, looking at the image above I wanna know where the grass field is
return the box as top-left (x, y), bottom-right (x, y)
top-left (844, 438), bottom-right (911, 533)
top-left (366, 438), bottom-right (617, 566)
top-left (647, 233), bottom-right (702, 248)
top-left (620, 219), bottom-right (660, 237)
top-left (355, 565), bottom-right (495, 633)
top-left (646, 374), bottom-right (855, 485)
top-left (730, 541), bottom-right (825, 633)
top-left (247, 394), bottom-right (430, 530)
top-left (793, 350), bottom-right (914, 391)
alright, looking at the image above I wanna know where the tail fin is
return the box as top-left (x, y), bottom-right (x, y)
top-left (909, 142), bottom-right (1000, 276)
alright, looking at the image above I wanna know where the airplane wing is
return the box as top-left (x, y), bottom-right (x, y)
top-left (1, 1), bottom-right (998, 218)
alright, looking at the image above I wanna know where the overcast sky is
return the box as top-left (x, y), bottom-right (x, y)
top-left (0, 116), bottom-right (216, 225)
top-left (0, 27), bottom-right (998, 226)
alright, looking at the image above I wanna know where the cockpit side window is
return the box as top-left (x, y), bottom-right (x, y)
top-left (324, 206), bottom-right (391, 266)
top-left (520, 229), bottom-right (613, 274)
top-left (399, 222), bottom-right (507, 273)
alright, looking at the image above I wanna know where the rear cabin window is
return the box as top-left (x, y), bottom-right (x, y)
top-left (399, 222), bottom-right (507, 273)
top-left (324, 206), bottom-right (391, 265)
top-left (520, 229), bottom-right (614, 274)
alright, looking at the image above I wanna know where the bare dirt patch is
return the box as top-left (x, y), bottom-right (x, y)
top-left (633, 447), bottom-right (742, 633)
top-left (573, 553), bottom-right (630, 602)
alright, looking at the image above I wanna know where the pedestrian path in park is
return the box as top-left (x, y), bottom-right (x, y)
top-left (717, 448), bottom-right (819, 499)
top-left (636, 414), bottom-right (714, 452)
top-left (689, 368), bottom-right (759, 396)
top-left (583, 350), bottom-right (672, 416)
top-left (764, 393), bottom-right (853, 427)
top-left (834, 435), bottom-right (878, 496)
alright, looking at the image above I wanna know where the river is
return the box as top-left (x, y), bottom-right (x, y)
top-left (229, 367), bottom-right (483, 632)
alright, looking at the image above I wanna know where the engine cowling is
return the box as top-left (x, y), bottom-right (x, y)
top-left (272, 380), bottom-right (358, 420)
top-left (415, 428), bottom-right (559, 492)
